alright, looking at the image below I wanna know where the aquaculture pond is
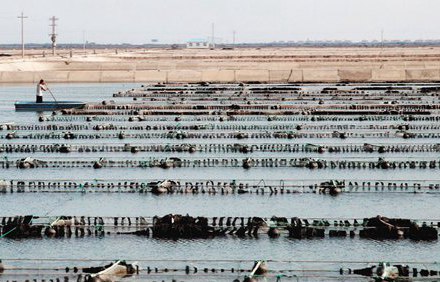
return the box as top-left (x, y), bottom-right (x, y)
top-left (1, 82), bottom-right (440, 282)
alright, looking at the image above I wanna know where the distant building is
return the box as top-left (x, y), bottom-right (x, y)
top-left (186, 39), bottom-right (211, 49)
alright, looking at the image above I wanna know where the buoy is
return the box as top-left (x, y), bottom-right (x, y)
top-left (268, 227), bottom-right (280, 238)
top-left (93, 161), bottom-right (103, 169)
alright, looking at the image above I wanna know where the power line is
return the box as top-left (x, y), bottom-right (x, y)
top-left (17, 12), bottom-right (28, 59)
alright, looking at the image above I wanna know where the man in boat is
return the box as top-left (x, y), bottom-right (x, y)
top-left (36, 79), bottom-right (47, 103)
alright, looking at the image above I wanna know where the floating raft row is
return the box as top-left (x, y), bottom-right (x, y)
top-left (60, 108), bottom-right (433, 117)
top-left (2, 142), bottom-right (440, 154)
top-left (81, 102), bottom-right (440, 112)
top-left (36, 114), bottom-right (440, 123)
top-left (1, 178), bottom-right (440, 194)
top-left (5, 215), bottom-right (440, 229)
top-left (112, 83), bottom-right (429, 96)
top-left (116, 96), bottom-right (439, 103)
top-left (6, 122), bottom-right (440, 131)
top-left (121, 91), bottom-right (438, 97)
top-left (0, 215), bottom-right (439, 241)
top-left (4, 156), bottom-right (440, 169)
top-left (113, 91), bottom-right (437, 99)
top-left (119, 86), bottom-right (430, 93)
top-left (5, 130), bottom-right (440, 139)
top-left (2, 259), bottom-right (440, 282)
top-left (110, 96), bottom-right (440, 104)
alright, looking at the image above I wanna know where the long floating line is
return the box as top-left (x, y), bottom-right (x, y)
top-left (6, 123), bottom-right (440, 132)
top-left (3, 258), bottom-right (440, 265)
top-left (3, 156), bottom-right (440, 170)
top-left (37, 114), bottom-right (440, 123)
top-left (1, 178), bottom-right (439, 194)
top-left (2, 215), bottom-right (440, 227)
top-left (4, 131), bottom-right (440, 139)
top-left (1, 142), bottom-right (440, 155)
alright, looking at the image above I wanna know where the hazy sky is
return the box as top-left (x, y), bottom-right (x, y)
top-left (0, 0), bottom-right (439, 44)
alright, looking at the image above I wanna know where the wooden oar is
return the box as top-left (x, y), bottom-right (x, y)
top-left (46, 86), bottom-right (58, 103)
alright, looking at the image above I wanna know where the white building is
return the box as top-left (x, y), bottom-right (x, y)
top-left (186, 39), bottom-right (211, 49)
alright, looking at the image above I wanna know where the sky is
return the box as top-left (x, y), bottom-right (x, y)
top-left (0, 0), bottom-right (439, 44)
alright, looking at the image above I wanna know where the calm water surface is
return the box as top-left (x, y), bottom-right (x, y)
top-left (0, 83), bottom-right (439, 282)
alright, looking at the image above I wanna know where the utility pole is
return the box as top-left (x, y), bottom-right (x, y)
top-left (380, 29), bottom-right (384, 49)
top-left (211, 23), bottom-right (215, 49)
top-left (49, 16), bottom-right (58, 56)
top-left (17, 12), bottom-right (28, 59)
top-left (82, 30), bottom-right (86, 55)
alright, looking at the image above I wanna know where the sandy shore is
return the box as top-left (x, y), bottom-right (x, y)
top-left (1, 47), bottom-right (440, 83)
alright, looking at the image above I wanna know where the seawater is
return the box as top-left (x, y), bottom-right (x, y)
top-left (0, 83), bottom-right (439, 282)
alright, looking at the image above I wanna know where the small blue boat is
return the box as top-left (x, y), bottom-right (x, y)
top-left (15, 101), bottom-right (86, 111)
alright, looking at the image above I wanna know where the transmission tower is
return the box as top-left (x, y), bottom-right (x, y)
top-left (49, 16), bottom-right (59, 55)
